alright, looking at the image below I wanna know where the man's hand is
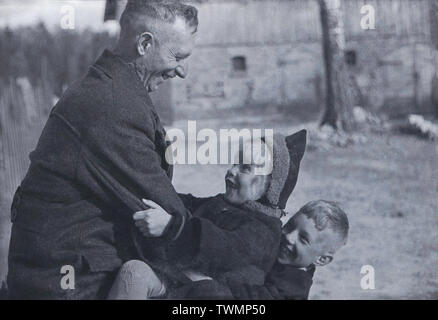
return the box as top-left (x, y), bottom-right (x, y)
top-left (133, 199), bottom-right (172, 237)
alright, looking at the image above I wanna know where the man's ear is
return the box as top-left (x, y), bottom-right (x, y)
top-left (314, 255), bottom-right (333, 267)
top-left (137, 32), bottom-right (153, 56)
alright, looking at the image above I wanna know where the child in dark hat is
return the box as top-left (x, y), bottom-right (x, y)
top-left (108, 130), bottom-right (308, 299)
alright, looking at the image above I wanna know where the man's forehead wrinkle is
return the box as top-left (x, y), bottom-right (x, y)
top-left (151, 19), bottom-right (192, 49)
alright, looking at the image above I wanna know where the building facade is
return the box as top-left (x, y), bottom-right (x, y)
top-left (109, 0), bottom-right (437, 120)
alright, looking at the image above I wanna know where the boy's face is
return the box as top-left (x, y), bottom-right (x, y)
top-left (277, 213), bottom-right (341, 268)
top-left (224, 163), bottom-right (269, 205)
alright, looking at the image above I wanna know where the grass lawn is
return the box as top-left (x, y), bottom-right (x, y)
top-left (1, 114), bottom-right (437, 299)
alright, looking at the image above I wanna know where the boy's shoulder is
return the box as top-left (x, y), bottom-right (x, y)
top-left (266, 262), bottom-right (316, 300)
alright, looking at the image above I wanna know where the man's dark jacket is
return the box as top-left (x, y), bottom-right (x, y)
top-left (7, 50), bottom-right (188, 299)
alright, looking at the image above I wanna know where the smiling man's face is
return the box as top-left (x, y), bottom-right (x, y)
top-left (142, 17), bottom-right (196, 92)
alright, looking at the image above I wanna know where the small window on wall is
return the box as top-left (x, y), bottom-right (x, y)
top-left (431, 1), bottom-right (438, 49)
top-left (232, 56), bottom-right (247, 72)
top-left (345, 50), bottom-right (357, 66)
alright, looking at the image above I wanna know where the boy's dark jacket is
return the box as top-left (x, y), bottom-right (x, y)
top-left (170, 262), bottom-right (315, 300)
top-left (7, 49), bottom-right (189, 299)
top-left (226, 263), bottom-right (315, 300)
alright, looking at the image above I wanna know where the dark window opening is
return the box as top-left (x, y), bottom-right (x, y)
top-left (232, 56), bottom-right (247, 72)
top-left (345, 50), bottom-right (357, 66)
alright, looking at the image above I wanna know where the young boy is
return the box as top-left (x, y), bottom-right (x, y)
top-left (167, 199), bottom-right (349, 300)
top-left (108, 130), bottom-right (307, 299)
top-left (223, 200), bottom-right (349, 300)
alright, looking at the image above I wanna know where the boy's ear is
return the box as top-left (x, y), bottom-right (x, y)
top-left (314, 255), bottom-right (333, 267)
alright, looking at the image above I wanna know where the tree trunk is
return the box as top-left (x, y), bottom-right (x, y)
top-left (430, 0), bottom-right (438, 115)
top-left (318, 0), bottom-right (356, 131)
top-left (430, 0), bottom-right (438, 49)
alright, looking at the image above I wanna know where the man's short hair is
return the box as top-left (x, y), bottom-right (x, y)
top-left (287, 200), bottom-right (349, 244)
top-left (120, 0), bottom-right (199, 36)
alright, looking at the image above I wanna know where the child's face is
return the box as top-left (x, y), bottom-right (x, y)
top-left (277, 213), bottom-right (340, 268)
top-left (224, 163), bottom-right (269, 205)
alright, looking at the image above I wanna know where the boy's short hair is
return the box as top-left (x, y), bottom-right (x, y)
top-left (287, 200), bottom-right (349, 244)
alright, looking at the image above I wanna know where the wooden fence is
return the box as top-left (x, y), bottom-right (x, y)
top-left (0, 77), bottom-right (53, 282)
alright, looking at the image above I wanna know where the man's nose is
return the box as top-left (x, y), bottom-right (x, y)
top-left (175, 64), bottom-right (187, 79)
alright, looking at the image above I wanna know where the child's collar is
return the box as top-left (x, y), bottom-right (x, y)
top-left (241, 200), bottom-right (285, 219)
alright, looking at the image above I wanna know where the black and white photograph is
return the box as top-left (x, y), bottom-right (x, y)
top-left (0, 0), bottom-right (437, 303)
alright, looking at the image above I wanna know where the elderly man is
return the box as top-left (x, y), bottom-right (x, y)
top-left (7, 0), bottom-right (198, 299)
